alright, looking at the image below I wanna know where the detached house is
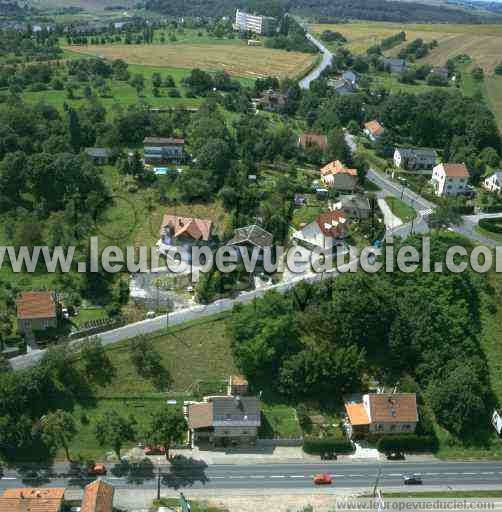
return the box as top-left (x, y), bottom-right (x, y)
top-left (16, 291), bottom-right (59, 336)
top-left (381, 58), bottom-right (406, 74)
top-left (144, 137), bottom-right (185, 164)
top-left (85, 147), bottom-right (113, 166)
top-left (394, 147), bottom-right (438, 172)
top-left (364, 120), bottom-right (385, 142)
top-left (188, 376), bottom-right (261, 447)
top-left (293, 210), bottom-right (349, 252)
top-left (0, 488), bottom-right (65, 512)
top-left (321, 160), bottom-right (358, 192)
top-left (332, 194), bottom-right (371, 219)
top-left (81, 480), bottom-right (114, 512)
top-left (484, 171), bottom-right (502, 193)
top-left (431, 163), bottom-right (469, 197)
top-left (158, 214), bottom-right (213, 260)
top-left (255, 89), bottom-right (287, 113)
top-left (328, 78), bottom-right (357, 95)
top-left (345, 393), bottom-right (418, 439)
top-left (227, 224), bottom-right (273, 262)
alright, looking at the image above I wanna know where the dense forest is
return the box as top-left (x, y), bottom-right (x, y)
top-left (144, 0), bottom-right (502, 23)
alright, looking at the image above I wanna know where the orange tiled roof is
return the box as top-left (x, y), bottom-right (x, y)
top-left (161, 214), bottom-right (212, 241)
top-left (345, 403), bottom-right (370, 426)
top-left (364, 120), bottom-right (385, 137)
top-left (16, 292), bottom-right (56, 320)
top-left (368, 393), bottom-right (418, 423)
top-left (0, 488), bottom-right (65, 512)
top-left (188, 402), bottom-right (214, 429)
top-left (442, 163), bottom-right (469, 178)
top-left (81, 480), bottom-right (114, 512)
top-left (320, 160), bottom-right (358, 177)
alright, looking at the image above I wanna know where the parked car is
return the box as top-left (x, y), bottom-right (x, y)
top-left (144, 445), bottom-right (166, 456)
top-left (87, 463), bottom-right (107, 476)
top-left (314, 473), bottom-right (333, 485)
top-left (386, 451), bottom-right (405, 460)
top-left (403, 475), bottom-right (422, 485)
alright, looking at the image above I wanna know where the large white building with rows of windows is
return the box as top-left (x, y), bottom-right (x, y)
top-left (234, 9), bottom-right (277, 36)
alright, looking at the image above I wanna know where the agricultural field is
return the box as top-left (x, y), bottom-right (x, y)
top-left (485, 76), bottom-right (502, 132)
top-left (65, 43), bottom-right (318, 80)
top-left (311, 22), bottom-right (502, 73)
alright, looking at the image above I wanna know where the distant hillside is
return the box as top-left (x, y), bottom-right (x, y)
top-left (145, 0), bottom-right (502, 23)
top-left (0, 0), bottom-right (24, 16)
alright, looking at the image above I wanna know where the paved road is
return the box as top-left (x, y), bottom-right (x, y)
top-left (299, 32), bottom-right (333, 90)
top-left (2, 461), bottom-right (502, 491)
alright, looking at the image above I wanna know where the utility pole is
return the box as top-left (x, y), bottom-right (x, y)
top-left (156, 465), bottom-right (161, 501)
top-left (372, 466), bottom-right (382, 497)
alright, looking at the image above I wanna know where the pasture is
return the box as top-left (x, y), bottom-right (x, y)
top-left (65, 43), bottom-right (318, 79)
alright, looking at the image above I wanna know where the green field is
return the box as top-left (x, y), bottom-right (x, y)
top-left (485, 75), bottom-right (502, 132)
top-left (385, 196), bottom-right (416, 221)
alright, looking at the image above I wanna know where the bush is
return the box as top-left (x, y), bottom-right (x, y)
top-left (377, 434), bottom-right (438, 453)
top-left (168, 88), bottom-right (181, 98)
top-left (479, 218), bottom-right (502, 234)
top-left (303, 437), bottom-right (354, 455)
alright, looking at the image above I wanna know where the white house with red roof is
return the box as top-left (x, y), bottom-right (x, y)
top-left (364, 120), bottom-right (385, 142)
top-left (320, 160), bottom-right (358, 192)
top-left (16, 291), bottom-right (59, 336)
top-left (431, 163), bottom-right (470, 197)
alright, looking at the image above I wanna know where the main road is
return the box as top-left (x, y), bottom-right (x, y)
top-left (2, 461), bottom-right (502, 492)
top-left (299, 31), bottom-right (333, 90)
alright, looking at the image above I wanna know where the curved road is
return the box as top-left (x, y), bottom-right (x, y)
top-left (299, 32), bottom-right (333, 90)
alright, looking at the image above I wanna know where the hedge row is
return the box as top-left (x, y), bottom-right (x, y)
top-left (303, 437), bottom-right (354, 455)
top-left (377, 435), bottom-right (438, 453)
top-left (479, 218), bottom-right (502, 234)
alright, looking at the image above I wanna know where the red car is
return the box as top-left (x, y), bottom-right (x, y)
top-left (144, 445), bottom-right (166, 455)
top-left (314, 473), bottom-right (333, 485)
top-left (87, 463), bottom-right (107, 476)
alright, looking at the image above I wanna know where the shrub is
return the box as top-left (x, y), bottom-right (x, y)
top-left (480, 218), bottom-right (502, 234)
top-left (168, 88), bottom-right (181, 98)
top-left (303, 437), bottom-right (354, 455)
top-left (377, 434), bottom-right (438, 453)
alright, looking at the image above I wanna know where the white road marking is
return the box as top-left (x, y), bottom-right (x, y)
top-left (1, 477), bottom-right (17, 480)
top-left (290, 475), bottom-right (305, 478)
top-left (270, 475), bottom-right (285, 479)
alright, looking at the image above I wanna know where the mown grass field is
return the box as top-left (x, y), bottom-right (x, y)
top-left (65, 43), bottom-right (318, 79)
top-left (485, 76), bottom-right (502, 132)
top-left (311, 22), bottom-right (502, 73)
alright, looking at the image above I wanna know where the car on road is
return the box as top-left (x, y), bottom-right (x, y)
top-left (403, 475), bottom-right (422, 485)
top-left (87, 463), bottom-right (107, 476)
top-left (314, 473), bottom-right (333, 485)
top-left (386, 451), bottom-right (405, 460)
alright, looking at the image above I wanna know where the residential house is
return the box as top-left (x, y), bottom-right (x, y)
top-left (332, 194), bottom-right (371, 219)
top-left (188, 385), bottom-right (261, 447)
top-left (345, 393), bottom-right (418, 439)
top-left (342, 70), bottom-right (359, 85)
top-left (298, 133), bottom-right (329, 152)
top-left (293, 210), bottom-right (349, 252)
top-left (16, 291), bottom-right (58, 336)
top-left (484, 171), bottom-right (502, 193)
top-left (431, 163), bottom-right (469, 197)
top-left (394, 147), bottom-right (438, 172)
top-left (81, 480), bottom-right (114, 512)
top-left (255, 89), bottom-right (287, 113)
top-left (85, 147), bottom-right (113, 166)
top-left (227, 224), bottom-right (273, 262)
top-left (234, 9), bottom-right (277, 36)
top-left (143, 137), bottom-right (185, 164)
top-left (158, 214), bottom-right (213, 259)
top-left (364, 120), bottom-right (385, 142)
top-left (429, 66), bottom-right (449, 80)
top-left (327, 78), bottom-right (356, 95)
top-left (0, 488), bottom-right (65, 512)
top-left (381, 58), bottom-right (406, 74)
top-left (321, 160), bottom-right (358, 192)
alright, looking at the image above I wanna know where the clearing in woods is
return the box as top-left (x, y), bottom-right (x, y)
top-left (65, 43), bottom-right (318, 79)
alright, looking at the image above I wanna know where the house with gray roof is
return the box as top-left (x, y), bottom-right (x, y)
top-left (227, 224), bottom-right (273, 262)
top-left (484, 171), bottom-right (502, 193)
top-left (328, 78), bottom-right (357, 95)
top-left (382, 58), bottom-right (406, 74)
top-left (332, 194), bottom-right (372, 219)
top-left (187, 388), bottom-right (261, 447)
top-left (342, 70), bottom-right (359, 85)
top-left (85, 147), bottom-right (113, 166)
top-left (394, 147), bottom-right (438, 172)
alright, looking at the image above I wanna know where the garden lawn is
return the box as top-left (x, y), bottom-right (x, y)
top-left (385, 196), bottom-right (416, 221)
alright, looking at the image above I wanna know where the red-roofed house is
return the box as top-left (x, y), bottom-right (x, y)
top-left (0, 488), bottom-right (65, 512)
top-left (431, 163), bottom-right (469, 197)
top-left (159, 214), bottom-right (213, 260)
top-left (345, 393), bottom-right (418, 439)
top-left (81, 480), bottom-right (114, 512)
top-left (293, 210), bottom-right (349, 252)
top-left (364, 120), bottom-right (385, 142)
top-left (321, 160), bottom-right (358, 192)
top-left (16, 292), bottom-right (59, 336)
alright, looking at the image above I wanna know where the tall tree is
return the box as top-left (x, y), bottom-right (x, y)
top-left (95, 411), bottom-right (136, 459)
top-left (40, 409), bottom-right (77, 461)
top-left (144, 408), bottom-right (186, 459)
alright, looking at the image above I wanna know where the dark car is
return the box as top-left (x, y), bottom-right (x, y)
top-left (403, 475), bottom-right (423, 485)
top-left (386, 451), bottom-right (405, 460)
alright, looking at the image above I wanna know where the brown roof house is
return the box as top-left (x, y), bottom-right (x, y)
top-left (187, 376), bottom-right (261, 448)
top-left (293, 209), bottom-right (349, 254)
top-left (298, 133), bottom-right (329, 152)
top-left (431, 163), bottom-right (470, 197)
top-left (364, 120), bottom-right (385, 142)
top-left (321, 160), bottom-right (358, 192)
top-left (0, 488), bottom-right (65, 512)
top-left (158, 214), bottom-right (213, 262)
top-left (345, 393), bottom-right (418, 439)
top-left (16, 291), bottom-right (59, 337)
top-left (81, 480), bottom-right (114, 512)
